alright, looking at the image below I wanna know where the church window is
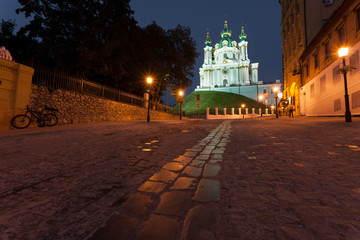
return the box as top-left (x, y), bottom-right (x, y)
top-left (224, 53), bottom-right (228, 59)
top-left (223, 79), bottom-right (228, 86)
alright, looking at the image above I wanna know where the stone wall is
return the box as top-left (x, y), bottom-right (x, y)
top-left (30, 85), bottom-right (178, 125)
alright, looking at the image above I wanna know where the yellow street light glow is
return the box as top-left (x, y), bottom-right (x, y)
top-left (273, 87), bottom-right (278, 92)
top-left (241, 104), bottom-right (245, 108)
top-left (146, 77), bottom-right (153, 84)
top-left (271, 105), bottom-right (275, 109)
top-left (179, 90), bottom-right (184, 96)
top-left (338, 47), bottom-right (349, 58)
top-left (259, 95), bottom-right (264, 100)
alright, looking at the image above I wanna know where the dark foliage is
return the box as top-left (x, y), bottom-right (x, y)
top-left (0, 0), bottom-right (198, 97)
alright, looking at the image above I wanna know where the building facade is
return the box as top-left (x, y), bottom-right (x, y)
top-left (279, 0), bottom-right (342, 115)
top-left (196, 21), bottom-right (281, 104)
top-left (298, 0), bottom-right (360, 116)
top-left (199, 21), bottom-right (259, 88)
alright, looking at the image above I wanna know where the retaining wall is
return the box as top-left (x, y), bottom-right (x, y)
top-left (28, 85), bottom-right (178, 125)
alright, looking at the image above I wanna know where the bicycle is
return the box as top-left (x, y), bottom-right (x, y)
top-left (11, 105), bottom-right (59, 129)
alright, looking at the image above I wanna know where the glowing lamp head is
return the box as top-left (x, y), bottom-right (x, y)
top-left (338, 48), bottom-right (349, 58)
top-left (273, 87), bottom-right (279, 93)
top-left (146, 77), bottom-right (153, 84)
top-left (259, 95), bottom-right (264, 100)
top-left (278, 92), bottom-right (283, 99)
top-left (179, 91), bottom-right (184, 96)
top-left (271, 105), bottom-right (275, 109)
top-left (241, 104), bottom-right (245, 108)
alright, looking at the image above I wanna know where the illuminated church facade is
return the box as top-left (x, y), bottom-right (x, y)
top-left (196, 20), bottom-right (282, 105)
top-left (199, 21), bottom-right (259, 88)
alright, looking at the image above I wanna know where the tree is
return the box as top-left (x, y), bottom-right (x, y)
top-left (0, 19), bottom-right (40, 63)
top-left (9, 0), bottom-right (198, 97)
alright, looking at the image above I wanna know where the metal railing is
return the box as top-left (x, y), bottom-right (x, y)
top-left (30, 65), bottom-right (180, 114)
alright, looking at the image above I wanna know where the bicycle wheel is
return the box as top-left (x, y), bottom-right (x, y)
top-left (43, 114), bottom-right (58, 127)
top-left (11, 115), bottom-right (31, 129)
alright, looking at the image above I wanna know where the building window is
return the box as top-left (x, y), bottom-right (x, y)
top-left (304, 63), bottom-right (309, 77)
top-left (333, 65), bottom-right (341, 85)
top-left (324, 41), bottom-right (330, 59)
top-left (350, 51), bottom-right (359, 75)
top-left (352, 90), bottom-right (360, 109)
top-left (320, 75), bottom-right (326, 93)
top-left (314, 52), bottom-right (319, 69)
top-left (338, 25), bottom-right (345, 45)
top-left (310, 84), bottom-right (315, 98)
top-left (334, 99), bottom-right (341, 111)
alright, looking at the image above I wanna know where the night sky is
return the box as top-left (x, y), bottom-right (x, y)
top-left (0, 0), bottom-right (282, 95)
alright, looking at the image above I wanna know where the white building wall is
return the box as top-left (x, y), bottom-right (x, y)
top-left (302, 41), bottom-right (360, 116)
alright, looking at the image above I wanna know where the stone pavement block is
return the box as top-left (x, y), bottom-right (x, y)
top-left (193, 179), bottom-right (220, 202)
top-left (211, 154), bottom-right (223, 160)
top-left (162, 162), bottom-right (185, 172)
top-left (155, 191), bottom-right (191, 216)
top-left (184, 151), bottom-right (198, 157)
top-left (190, 160), bottom-right (205, 168)
top-left (171, 177), bottom-right (197, 190)
top-left (150, 169), bottom-right (178, 183)
top-left (201, 150), bottom-right (212, 155)
top-left (212, 149), bottom-right (224, 154)
top-left (208, 159), bottom-right (222, 164)
top-left (183, 166), bottom-right (202, 178)
top-left (174, 156), bottom-right (192, 165)
top-left (181, 205), bottom-right (218, 240)
top-left (137, 214), bottom-right (180, 240)
top-left (123, 193), bottom-right (152, 216)
top-left (204, 146), bottom-right (216, 150)
top-left (138, 181), bottom-right (167, 194)
top-left (88, 213), bottom-right (138, 240)
top-left (195, 154), bottom-right (210, 161)
top-left (203, 164), bottom-right (221, 178)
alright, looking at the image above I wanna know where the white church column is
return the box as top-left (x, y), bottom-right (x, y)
top-left (235, 67), bottom-right (239, 85)
top-left (244, 66), bottom-right (250, 85)
top-left (251, 63), bottom-right (259, 83)
top-left (216, 69), bottom-right (221, 87)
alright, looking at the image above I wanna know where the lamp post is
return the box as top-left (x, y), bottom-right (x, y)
top-left (146, 77), bottom-right (152, 122)
top-left (241, 104), bottom-right (245, 119)
top-left (259, 95), bottom-right (263, 116)
top-left (179, 90), bottom-right (184, 120)
top-left (273, 87), bottom-right (279, 118)
top-left (338, 47), bottom-right (352, 122)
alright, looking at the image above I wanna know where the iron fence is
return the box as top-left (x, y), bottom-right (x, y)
top-left (30, 65), bottom-right (180, 114)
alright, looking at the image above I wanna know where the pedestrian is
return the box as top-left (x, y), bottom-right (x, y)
top-left (289, 104), bottom-right (294, 118)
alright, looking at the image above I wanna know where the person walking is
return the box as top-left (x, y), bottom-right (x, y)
top-left (289, 104), bottom-right (294, 118)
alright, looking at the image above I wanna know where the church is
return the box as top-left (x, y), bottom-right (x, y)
top-left (196, 20), bottom-right (282, 106)
top-left (199, 21), bottom-right (259, 87)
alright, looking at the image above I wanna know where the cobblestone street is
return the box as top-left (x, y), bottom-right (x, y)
top-left (0, 117), bottom-right (360, 240)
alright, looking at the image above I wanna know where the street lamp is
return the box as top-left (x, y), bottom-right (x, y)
top-left (338, 47), bottom-right (352, 122)
top-left (241, 104), bottom-right (245, 119)
top-left (273, 87), bottom-right (279, 118)
top-left (146, 77), bottom-right (153, 122)
top-left (258, 95), bottom-right (264, 116)
top-left (178, 90), bottom-right (184, 120)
